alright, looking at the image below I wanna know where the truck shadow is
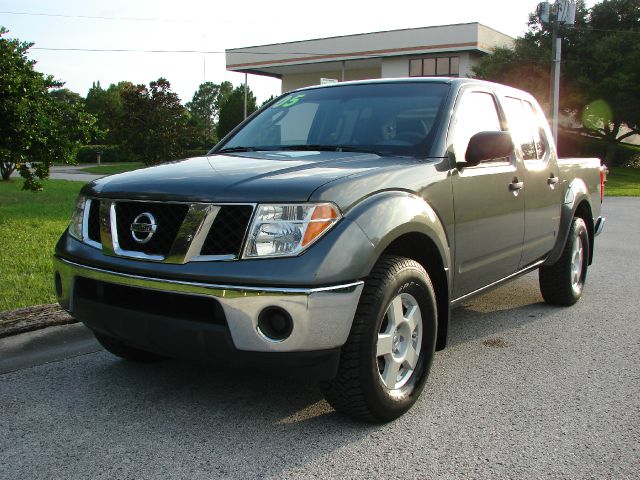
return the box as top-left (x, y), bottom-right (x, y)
top-left (27, 272), bottom-right (561, 477)
top-left (446, 271), bottom-right (557, 348)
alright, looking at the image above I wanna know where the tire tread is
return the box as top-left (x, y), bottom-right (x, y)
top-left (321, 255), bottom-right (431, 422)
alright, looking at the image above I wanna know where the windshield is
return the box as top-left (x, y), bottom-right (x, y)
top-left (216, 82), bottom-right (450, 158)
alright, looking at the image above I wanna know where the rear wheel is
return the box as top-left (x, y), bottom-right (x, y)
top-left (321, 255), bottom-right (437, 422)
top-left (94, 332), bottom-right (165, 363)
top-left (539, 217), bottom-right (590, 306)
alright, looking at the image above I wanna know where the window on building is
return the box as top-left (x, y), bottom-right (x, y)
top-left (408, 56), bottom-right (460, 77)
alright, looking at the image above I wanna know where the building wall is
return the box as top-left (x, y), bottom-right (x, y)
top-left (381, 58), bottom-right (409, 78)
top-left (281, 67), bottom-right (382, 93)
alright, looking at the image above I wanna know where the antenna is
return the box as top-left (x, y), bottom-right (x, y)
top-left (537, 2), bottom-right (551, 24)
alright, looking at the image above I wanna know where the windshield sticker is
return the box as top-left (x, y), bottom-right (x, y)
top-left (272, 93), bottom-right (305, 108)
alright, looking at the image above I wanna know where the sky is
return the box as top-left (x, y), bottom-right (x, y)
top-left (0, 0), bottom-right (598, 104)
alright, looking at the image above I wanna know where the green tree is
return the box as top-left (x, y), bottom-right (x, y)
top-left (215, 81), bottom-right (234, 115)
top-left (473, 0), bottom-right (640, 165)
top-left (119, 78), bottom-right (193, 165)
top-left (85, 81), bottom-right (135, 145)
top-left (0, 27), bottom-right (96, 190)
top-left (261, 95), bottom-right (277, 108)
top-left (216, 84), bottom-right (257, 140)
top-left (570, 0), bottom-right (640, 163)
top-left (186, 82), bottom-right (220, 146)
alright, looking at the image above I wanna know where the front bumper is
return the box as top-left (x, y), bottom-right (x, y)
top-left (54, 256), bottom-right (363, 353)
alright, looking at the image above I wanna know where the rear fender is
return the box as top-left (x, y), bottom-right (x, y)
top-left (544, 179), bottom-right (593, 266)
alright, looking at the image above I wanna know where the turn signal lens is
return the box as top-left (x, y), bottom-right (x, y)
top-left (302, 204), bottom-right (339, 247)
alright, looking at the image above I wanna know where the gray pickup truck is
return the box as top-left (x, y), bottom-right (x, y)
top-left (54, 78), bottom-right (605, 422)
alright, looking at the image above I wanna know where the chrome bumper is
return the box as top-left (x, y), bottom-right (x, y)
top-left (54, 257), bottom-right (363, 353)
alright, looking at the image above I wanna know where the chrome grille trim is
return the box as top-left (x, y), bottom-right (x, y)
top-left (83, 197), bottom-right (255, 263)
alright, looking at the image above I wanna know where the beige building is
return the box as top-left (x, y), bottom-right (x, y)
top-left (226, 23), bottom-right (514, 93)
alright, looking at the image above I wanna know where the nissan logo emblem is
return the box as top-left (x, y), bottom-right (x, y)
top-left (130, 212), bottom-right (158, 244)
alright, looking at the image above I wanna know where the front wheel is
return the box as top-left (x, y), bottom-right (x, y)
top-left (320, 255), bottom-right (437, 422)
top-left (539, 217), bottom-right (590, 306)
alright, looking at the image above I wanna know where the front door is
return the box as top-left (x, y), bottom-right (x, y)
top-left (450, 89), bottom-right (525, 299)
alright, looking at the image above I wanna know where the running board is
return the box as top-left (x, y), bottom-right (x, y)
top-left (450, 259), bottom-right (546, 308)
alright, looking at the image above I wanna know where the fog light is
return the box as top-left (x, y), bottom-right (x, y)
top-left (257, 307), bottom-right (293, 342)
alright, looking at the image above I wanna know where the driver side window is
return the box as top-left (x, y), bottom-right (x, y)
top-left (453, 91), bottom-right (504, 165)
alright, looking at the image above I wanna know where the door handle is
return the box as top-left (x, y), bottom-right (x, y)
top-left (547, 175), bottom-right (559, 185)
top-left (509, 181), bottom-right (524, 191)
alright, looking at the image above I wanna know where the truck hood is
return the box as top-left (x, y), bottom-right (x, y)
top-left (83, 151), bottom-right (402, 203)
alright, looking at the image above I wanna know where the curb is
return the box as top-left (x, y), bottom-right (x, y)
top-left (0, 323), bottom-right (101, 375)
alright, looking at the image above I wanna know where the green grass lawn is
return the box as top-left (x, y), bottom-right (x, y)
top-left (79, 162), bottom-right (145, 175)
top-left (0, 179), bottom-right (84, 312)
top-left (605, 167), bottom-right (640, 196)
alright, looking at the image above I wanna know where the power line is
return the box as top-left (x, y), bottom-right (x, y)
top-left (31, 46), bottom-right (395, 57)
top-left (0, 10), bottom-right (193, 22)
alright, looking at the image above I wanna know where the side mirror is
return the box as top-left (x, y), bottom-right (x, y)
top-left (462, 131), bottom-right (514, 167)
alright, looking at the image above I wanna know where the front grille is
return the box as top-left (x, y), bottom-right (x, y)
top-left (115, 201), bottom-right (189, 256)
top-left (87, 199), bottom-right (101, 243)
top-left (75, 277), bottom-right (227, 325)
top-left (83, 198), bottom-right (254, 261)
top-left (201, 205), bottom-right (254, 257)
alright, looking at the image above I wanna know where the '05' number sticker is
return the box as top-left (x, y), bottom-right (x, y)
top-left (272, 93), bottom-right (305, 108)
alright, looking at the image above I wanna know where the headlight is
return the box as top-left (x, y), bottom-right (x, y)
top-left (68, 194), bottom-right (88, 241)
top-left (243, 203), bottom-right (341, 258)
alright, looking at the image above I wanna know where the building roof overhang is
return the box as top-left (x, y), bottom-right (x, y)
top-left (226, 22), bottom-right (514, 77)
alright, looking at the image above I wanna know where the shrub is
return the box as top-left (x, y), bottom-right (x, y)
top-left (558, 131), bottom-right (640, 167)
top-left (75, 145), bottom-right (139, 163)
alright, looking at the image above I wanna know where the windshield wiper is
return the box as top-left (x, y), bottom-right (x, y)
top-left (215, 146), bottom-right (260, 154)
top-left (277, 145), bottom-right (386, 155)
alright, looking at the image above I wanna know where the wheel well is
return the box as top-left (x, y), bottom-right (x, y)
top-left (380, 233), bottom-right (449, 351)
top-left (574, 200), bottom-right (595, 264)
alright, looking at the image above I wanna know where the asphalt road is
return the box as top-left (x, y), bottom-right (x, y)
top-left (1, 197), bottom-right (638, 479)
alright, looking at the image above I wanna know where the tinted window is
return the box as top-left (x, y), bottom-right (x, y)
top-left (524, 100), bottom-right (547, 160)
top-left (503, 97), bottom-right (537, 160)
top-left (503, 97), bottom-right (548, 161)
top-left (453, 91), bottom-right (503, 162)
top-left (220, 83), bottom-right (450, 157)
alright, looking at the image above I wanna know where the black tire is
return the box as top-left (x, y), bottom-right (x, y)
top-left (539, 217), bottom-right (590, 306)
top-left (94, 332), bottom-right (165, 363)
top-left (320, 255), bottom-right (437, 422)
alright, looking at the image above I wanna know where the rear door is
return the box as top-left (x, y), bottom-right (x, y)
top-left (450, 88), bottom-right (525, 299)
top-left (501, 96), bottom-right (562, 267)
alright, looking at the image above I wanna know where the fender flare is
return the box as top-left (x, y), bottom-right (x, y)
top-left (544, 178), bottom-right (593, 266)
top-left (345, 191), bottom-right (451, 281)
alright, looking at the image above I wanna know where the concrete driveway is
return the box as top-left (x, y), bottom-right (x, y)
top-left (1, 197), bottom-right (638, 479)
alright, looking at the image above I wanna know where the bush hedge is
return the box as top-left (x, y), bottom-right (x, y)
top-left (76, 146), bottom-right (210, 164)
top-left (76, 145), bottom-right (139, 164)
top-left (185, 148), bottom-right (209, 158)
top-left (558, 131), bottom-right (640, 167)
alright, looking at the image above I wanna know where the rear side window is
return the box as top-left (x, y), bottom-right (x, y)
top-left (524, 100), bottom-right (547, 160)
top-left (453, 91), bottom-right (503, 163)
top-left (503, 97), bottom-right (548, 161)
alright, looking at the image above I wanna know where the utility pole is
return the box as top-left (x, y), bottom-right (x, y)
top-left (538, 0), bottom-right (576, 145)
top-left (244, 73), bottom-right (248, 120)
